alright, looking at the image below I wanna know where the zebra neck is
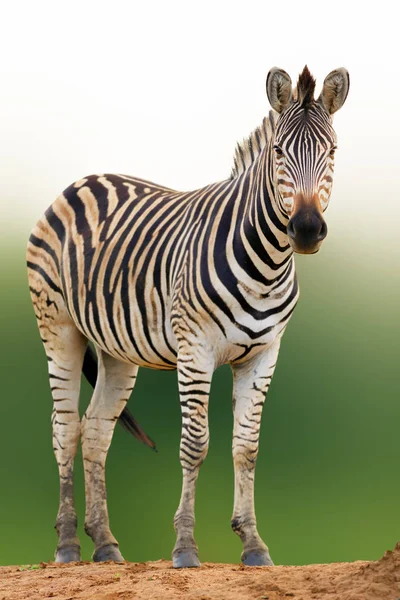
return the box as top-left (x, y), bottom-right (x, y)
top-left (229, 148), bottom-right (293, 288)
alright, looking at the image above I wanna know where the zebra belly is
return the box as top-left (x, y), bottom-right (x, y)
top-left (67, 291), bottom-right (179, 370)
top-left (71, 291), bottom-right (291, 370)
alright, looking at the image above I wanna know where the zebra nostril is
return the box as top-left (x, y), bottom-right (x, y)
top-left (317, 220), bottom-right (328, 241)
top-left (287, 219), bottom-right (296, 239)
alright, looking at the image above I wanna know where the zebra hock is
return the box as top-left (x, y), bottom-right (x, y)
top-left (27, 65), bottom-right (349, 567)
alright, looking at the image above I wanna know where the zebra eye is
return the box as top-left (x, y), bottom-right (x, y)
top-left (329, 146), bottom-right (337, 157)
top-left (273, 145), bottom-right (283, 156)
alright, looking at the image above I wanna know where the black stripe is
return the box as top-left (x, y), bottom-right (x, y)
top-left (27, 262), bottom-right (62, 295)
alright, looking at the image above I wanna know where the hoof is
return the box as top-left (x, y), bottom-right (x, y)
top-left (55, 544), bottom-right (81, 563)
top-left (242, 550), bottom-right (274, 566)
top-left (172, 549), bottom-right (201, 568)
top-left (93, 543), bottom-right (124, 562)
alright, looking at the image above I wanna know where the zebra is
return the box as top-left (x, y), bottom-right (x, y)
top-left (27, 65), bottom-right (349, 568)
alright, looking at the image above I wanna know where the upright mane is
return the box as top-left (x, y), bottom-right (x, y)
top-left (295, 65), bottom-right (316, 108)
top-left (230, 111), bottom-right (278, 179)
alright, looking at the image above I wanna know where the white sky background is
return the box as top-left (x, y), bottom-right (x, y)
top-left (1, 0), bottom-right (400, 243)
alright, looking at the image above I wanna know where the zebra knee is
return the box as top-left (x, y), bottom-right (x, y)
top-left (232, 442), bottom-right (259, 469)
top-left (179, 434), bottom-right (209, 471)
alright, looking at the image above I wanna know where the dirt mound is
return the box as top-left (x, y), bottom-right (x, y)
top-left (0, 543), bottom-right (399, 600)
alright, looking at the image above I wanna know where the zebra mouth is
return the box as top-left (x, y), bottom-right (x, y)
top-left (292, 245), bottom-right (321, 255)
top-left (287, 236), bottom-right (323, 255)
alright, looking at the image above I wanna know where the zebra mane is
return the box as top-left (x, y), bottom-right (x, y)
top-left (230, 111), bottom-right (278, 180)
top-left (295, 65), bottom-right (316, 108)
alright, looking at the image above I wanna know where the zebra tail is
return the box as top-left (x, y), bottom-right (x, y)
top-left (82, 346), bottom-right (157, 451)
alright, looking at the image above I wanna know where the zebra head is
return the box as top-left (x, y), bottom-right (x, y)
top-left (266, 66), bottom-right (349, 254)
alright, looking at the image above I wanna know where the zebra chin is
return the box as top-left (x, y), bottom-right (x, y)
top-left (289, 241), bottom-right (323, 255)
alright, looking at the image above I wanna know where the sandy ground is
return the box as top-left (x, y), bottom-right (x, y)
top-left (0, 543), bottom-right (399, 600)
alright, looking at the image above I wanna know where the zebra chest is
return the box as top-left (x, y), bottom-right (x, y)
top-left (217, 310), bottom-right (290, 365)
top-left (174, 278), bottom-right (299, 367)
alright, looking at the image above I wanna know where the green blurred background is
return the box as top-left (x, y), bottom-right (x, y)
top-left (1, 227), bottom-right (399, 567)
top-left (2, 0), bottom-right (400, 572)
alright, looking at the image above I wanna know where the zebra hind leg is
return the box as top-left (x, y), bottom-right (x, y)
top-left (51, 325), bottom-right (87, 562)
top-left (29, 282), bottom-right (87, 562)
top-left (51, 331), bottom-right (87, 563)
top-left (81, 348), bottom-right (138, 562)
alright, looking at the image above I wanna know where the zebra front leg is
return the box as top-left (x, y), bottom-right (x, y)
top-left (231, 341), bottom-right (281, 566)
top-left (81, 349), bottom-right (138, 562)
top-left (172, 354), bottom-right (214, 568)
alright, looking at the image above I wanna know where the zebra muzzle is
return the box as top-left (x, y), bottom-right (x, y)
top-left (287, 208), bottom-right (327, 254)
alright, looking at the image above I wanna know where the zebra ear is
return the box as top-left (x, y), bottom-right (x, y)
top-left (266, 68), bottom-right (293, 113)
top-left (317, 68), bottom-right (350, 115)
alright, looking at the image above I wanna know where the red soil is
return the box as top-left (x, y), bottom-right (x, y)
top-left (0, 543), bottom-right (399, 600)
